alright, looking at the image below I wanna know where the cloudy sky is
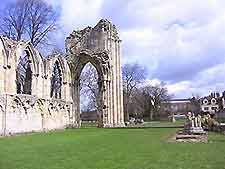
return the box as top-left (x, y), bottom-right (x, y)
top-left (2, 0), bottom-right (225, 98)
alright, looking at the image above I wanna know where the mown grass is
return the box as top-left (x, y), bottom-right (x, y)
top-left (0, 128), bottom-right (224, 169)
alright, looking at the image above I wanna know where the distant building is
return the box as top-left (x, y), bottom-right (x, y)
top-left (222, 91), bottom-right (225, 109)
top-left (80, 110), bottom-right (98, 121)
top-left (162, 98), bottom-right (192, 115)
top-left (162, 91), bottom-right (225, 119)
top-left (200, 92), bottom-right (222, 114)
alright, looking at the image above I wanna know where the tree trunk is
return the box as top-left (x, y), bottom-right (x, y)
top-left (149, 111), bottom-right (153, 121)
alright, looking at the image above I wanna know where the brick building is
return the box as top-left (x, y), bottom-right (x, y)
top-left (162, 99), bottom-right (192, 117)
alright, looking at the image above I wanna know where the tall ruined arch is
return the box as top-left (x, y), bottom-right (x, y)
top-left (80, 62), bottom-right (99, 113)
top-left (66, 19), bottom-right (125, 127)
top-left (70, 52), bottom-right (107, 127)
top-left (0, 37), bottom-right (8, 93)
top-left (14, 43), bottom-right (44, 96)
top-left (48, 56), bottom-right (71, 100)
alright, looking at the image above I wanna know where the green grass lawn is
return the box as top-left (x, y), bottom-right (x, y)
top-left (0, 128), bottom-right (225, 169)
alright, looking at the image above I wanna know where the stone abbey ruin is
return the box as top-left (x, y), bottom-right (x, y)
top-left (0, 19), bottom-right (124, 136)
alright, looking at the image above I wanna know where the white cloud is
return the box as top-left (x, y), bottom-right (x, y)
top-left (46, 0), bottom-right (104, 51)
top-left (46, 0), bottom-right (225, 98)
top-left (121, 0), bottom-right (225, 83)
top-left (119, 0), bottom-right (225, 97)
top-left (167, 81), bottom-right (192, 97)
top-left (48, 0), bottom-right (103, 33)
top-left (126, 0), bottom-right (225, 29)
top-left (142, 78), bottom-right (162, 86)
top-left (167, 63), bottom-right (225, 98)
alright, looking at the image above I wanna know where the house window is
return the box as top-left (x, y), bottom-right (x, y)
top-left (203, 99), bottom-right (208, 105)
top-left (211, 107), bottom-right (217, 110)
top-left (211, 98), bottom-right (216, 104)
top-left (204, 107), bottom-right (209, 111)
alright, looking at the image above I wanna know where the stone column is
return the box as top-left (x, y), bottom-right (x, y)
top-left (101, 80), bottom-right (105, 126)
top-left (36, 75), bottom-right (43, 98)
top-left (3, 66), bottom-right (7, 94)
top-left (103, 80), bottom-right (109, 126)
top-left (111, 39), bottom-right (117, 126)
top-left (72, 80), bottom-right (80, 127)
top-left (115, 40), bottom-right (121, 125)
top-left (31, 74), bottom-right (37, 95)
top-left (0, 95), bottom-right (6, 136)
top-left (62, 82), bottom-right (67, 100)
top-left (66, 82), bottom-right (72, 101)
top-left (10, 65), bottom-right (17, 94)
top-left (44, 75), bottom-right (51, 99)
top-left (42, 76), bottom-right (47, 98)
top-left (118, 40), bottom-right (124, 124)
top-left (0, 65), bottom-right (5, 93)
top-left (107, 80), bottom-right (113, 125)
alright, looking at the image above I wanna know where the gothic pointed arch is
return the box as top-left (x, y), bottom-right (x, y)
top-left (47, 54), bottom-right (72, 101)
top-left (50, 60), bottom-right (62, 99)
top-left (68, 50), bottom-right (114, 127)
top-left (0, 36), bottom-right (8, 93)
top-left (66, 19), bottom-right (124, 128)
top-left (13, 41), bottom-right (44, 96)
top-left (16, 49), bottom-right (33, 94)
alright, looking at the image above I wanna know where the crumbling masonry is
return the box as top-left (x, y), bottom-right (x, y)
top-left (0, 19), bottom-right (124, 136)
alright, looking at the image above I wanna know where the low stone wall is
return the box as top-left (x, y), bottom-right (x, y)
top-left (0, 94), bottom-right (73, 136)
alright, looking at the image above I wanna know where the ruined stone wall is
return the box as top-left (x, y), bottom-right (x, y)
top-left (0, 36), bottom-right (73, 136)
top-left (0, 94), bottom-right (72, 135)
top-left (0, 19), bottom-right (125, 134)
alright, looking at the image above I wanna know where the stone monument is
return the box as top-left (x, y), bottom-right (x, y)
top-left (186, 112), bottom-right (205, 134)
top-left (66, 19), bottom-right (125, 128)
top-left (176, 112), bottom-right (207, 142)
top-left (0, 19), bottom-right (125, 136)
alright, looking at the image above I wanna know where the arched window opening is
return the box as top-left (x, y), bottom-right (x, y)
top-left (80, 62), bottom-right (99, 125)
top-left (50, 61), bottom-right (62, 99)
top-left (16, 50), bottom-right (32, 94)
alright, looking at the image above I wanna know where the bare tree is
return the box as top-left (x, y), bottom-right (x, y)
top-left (80, 63), bottom-right (98, 112)
top-left (126, 88), bottom-right (146, 119)
top-left (190, 93), bottom-right (201, 114)
top-left (0, 0), bottom-right (29, 41)
top-left (0, 0), bottom-right (58, 49)
top-left (26, 0), bottom-right (57, 48)
top-left (122, 63), bottom-right (147, 121)
top-left (16, 50), bottom-right (32, 94)
top-left (141, 83), bottom-right (171, 120)
top-left (50, 61), bottom-right (62, 99)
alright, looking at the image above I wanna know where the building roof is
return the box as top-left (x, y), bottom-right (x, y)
top-left (162, 98), bottom-right (191, 104)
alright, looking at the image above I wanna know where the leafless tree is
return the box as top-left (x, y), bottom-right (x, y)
top-left (0, 0), bottom-right (58, 49)
top-left (80, 63), bottom-right (98, 112)
top-left (190, 93), bottom-right (201, 114)
top-left (122, 63), bottom-right (147, 121)
top-left (0, 0), bottom-right (28, 41)
top-left (50, 61), bottom-right (62, 99)
top-left (141, 83), bottom-right (171, 120)
top-left (16, 50), bottom-right (32, 94)
top-left (126, 88), bottom-right (146, 119)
